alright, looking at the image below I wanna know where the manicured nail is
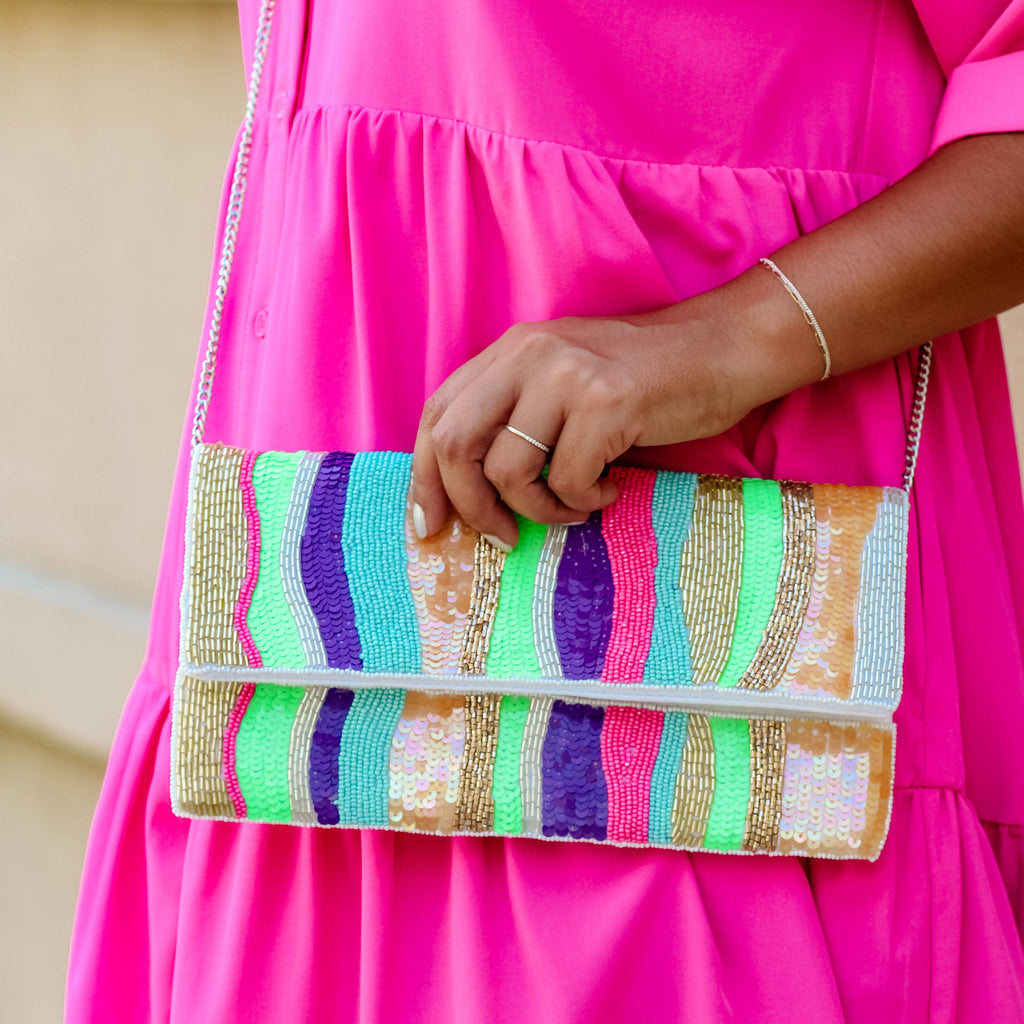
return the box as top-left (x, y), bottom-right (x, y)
top-left (483, 533), bottom-right (514, 554)
top-left (412, 502), bottom-right (428, 540)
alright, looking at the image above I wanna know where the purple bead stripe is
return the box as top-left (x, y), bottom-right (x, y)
top-left (300, 452), bottom-right (363, 670)
top-left (552, 514), bottom-right (614, 679)
top-left (308, 688), bottom-right (355, 825)
top-left (541, 700), bottom-right (609, 840)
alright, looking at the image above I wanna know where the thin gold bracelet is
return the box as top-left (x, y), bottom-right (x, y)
top-left (758, 257), bottom-right (832, 381)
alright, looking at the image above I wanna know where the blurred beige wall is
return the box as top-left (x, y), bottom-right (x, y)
top-left (3, 2), bottom-right (1024, 1022)
top-left (0, 2), bottom-right (239, 1021)
top-left (1, 0), bottom-right (240, 759)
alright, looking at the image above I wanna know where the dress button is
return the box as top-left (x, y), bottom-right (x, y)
top-left (253, 308), bottom-right (268, 339)
top-left (274, 91), bottom-right (289, 120)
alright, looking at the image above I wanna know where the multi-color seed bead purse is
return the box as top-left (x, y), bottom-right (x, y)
top-left (171, 0), bottom-right (931, 860)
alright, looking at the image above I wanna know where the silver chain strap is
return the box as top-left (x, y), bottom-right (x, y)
top-left (188, 0), bottom-right (931, 491)
top-left (191, 0), bottom-right (277, 448)
top-left (902, 340), bottom-right (932, 492)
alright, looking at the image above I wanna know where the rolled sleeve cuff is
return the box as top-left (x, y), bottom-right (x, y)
top-left (931, 50), bottom-right (1024, 154)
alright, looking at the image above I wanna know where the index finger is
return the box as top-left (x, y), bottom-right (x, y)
top-left (410, 351), bottom-right (496, 539)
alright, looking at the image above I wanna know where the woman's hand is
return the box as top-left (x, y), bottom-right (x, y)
top-left (410, 283), bottom-right (821, 550)
top-left (412, 132), bottom-right (1024, 551)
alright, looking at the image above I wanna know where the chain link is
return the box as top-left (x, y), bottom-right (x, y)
top-left (191, 0), bottom-right (277, 448)
top-left (901, 341), bottom-right (932, 492)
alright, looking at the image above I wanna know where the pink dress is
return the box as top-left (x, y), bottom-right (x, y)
top-left (67, 2), bottom-right (1024, 1020)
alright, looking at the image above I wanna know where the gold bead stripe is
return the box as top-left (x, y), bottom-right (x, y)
top-left (671, 714), bottom-right (715, 847)
top-left (679, 476), bottom-right (744, 684)
top-left (173, 675), bottom-right (246, 818)
top-left (457, 535), bottom-right (507, 675)
top-left (738, 482), bottom-right (816, 691)
top-left (185, 444), bottom-right (249, 667)
top-left (454, 693), bottom-right (502, 832)
top-left (781, 484), bottom-right (881, 699)
top-left (742, 719), bottom-right (786, 852)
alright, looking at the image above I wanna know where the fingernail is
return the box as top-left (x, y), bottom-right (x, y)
top-left (412, 502), bottom-right (428, 540)
top-left (483, 533), bottom-right (514, 554)
top-left (567, 519), bottom-right (589, 526)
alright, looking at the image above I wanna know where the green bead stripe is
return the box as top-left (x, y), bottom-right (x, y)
top-left (336, 688), bottom-right (405, 826)
top-left (247, 452), bottom-right (307, 669)
top-left (644, 472), bottom-right (697, 685)
top-left (491, 695), bottom-right (531, 834)
top-left (342, 452), bottom-right (420, 673)
top-left (647, 711), bottom-right (689, 844)
top-left (703, 717), bottom-right (751, 851)
top-left (485, 517), bottom-right (546, 678)
top-left (234, 683), bottom-right (306, 822)
top-left (717, 479), bottom-right (785, 688)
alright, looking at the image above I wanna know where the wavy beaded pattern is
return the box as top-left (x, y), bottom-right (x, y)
top-left (780, 484), bottom-right (882, 699)
top-left (184, 446), bottom-right (248, 667)
top-left (679, 476), bottom-right (745, 685)
top-left (738, 482), bottom-right (817, 691)
top-left (601, 466), bottom-right (658, 684)
top-left (174, 443), bottom-right (908, 859)
top-left (405, 509), bottom-right (477, 676)
top-left (172, 678), bottom-right (895, 857)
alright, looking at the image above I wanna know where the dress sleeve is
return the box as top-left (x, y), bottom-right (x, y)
top-left (912, 0), bottom-right (1024, 152)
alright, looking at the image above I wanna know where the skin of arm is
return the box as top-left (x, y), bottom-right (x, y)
top-left (410, 132), bottom-right (1024, 550)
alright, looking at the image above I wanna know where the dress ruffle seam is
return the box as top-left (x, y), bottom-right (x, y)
top-left (284, 101), bottom-right (896, 182)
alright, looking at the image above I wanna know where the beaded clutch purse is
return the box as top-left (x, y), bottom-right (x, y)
top-left (170, 0), bottom-right (930, 860)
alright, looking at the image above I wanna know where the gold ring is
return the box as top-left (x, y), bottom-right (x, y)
top-left (504, 424), bottom-right (552, 455)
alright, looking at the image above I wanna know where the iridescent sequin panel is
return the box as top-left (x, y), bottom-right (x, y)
top-left (779, 484), bottom-right (883, 700)
top-left (172, 675), bottom-right (895, 859)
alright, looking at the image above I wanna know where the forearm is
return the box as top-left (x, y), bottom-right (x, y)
top-left (413, 133), bottom-right (1024, 543)
top-left (657, 132), bottom-right (1024, 408)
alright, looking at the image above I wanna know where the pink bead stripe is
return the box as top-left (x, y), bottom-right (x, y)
top-left (601, 706), bottom-right (664, 843)
top-left (601, 466), bottom-right (658, 683)
top-left (235, 450), bottom-right (264, 668)
top-left (223, 682), bottom-right (256, 818)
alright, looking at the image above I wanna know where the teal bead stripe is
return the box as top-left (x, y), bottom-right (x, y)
top-left (850, 489), bottom-right (909, 704)
top-left (485, 517), bottom-right (546, 678)
top-left (703, 717), bottom-right (751, 850)
top-left (248, 452), bottom-right (307, 669)
top-left (234, 683), bottom-right (306, 822)
top-left (644, 472), bottom-right (697, 685)
top-left (491, 695), bottom-right (531, 834)
top-left (341, 452), bottom-right (420, 673)
top-left (336, 687), bottom-right (405, 826)
top-left (647, 710), bottom-right (689, 844)
top-left (717, 479), bottom-right (785, 688)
